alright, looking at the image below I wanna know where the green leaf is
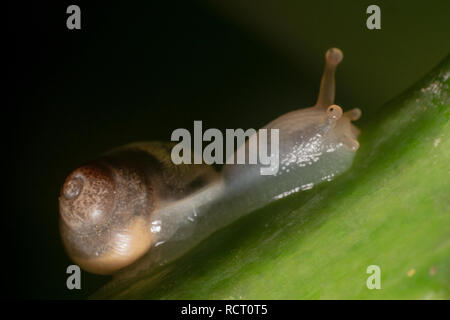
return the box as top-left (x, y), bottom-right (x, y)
top-left (95, 55), bottom-right (449, 299)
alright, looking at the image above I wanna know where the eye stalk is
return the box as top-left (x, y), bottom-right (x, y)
top-left (309, 48), bottom-right (362, 152)
top-left (344, 108), bottom-right (362, 121)
top-left (315, 48), bottom-right (344, 109)
top-left (326, 104), bottom-right (343, 121)
top-left (325, 48), bottom-right (343, 66)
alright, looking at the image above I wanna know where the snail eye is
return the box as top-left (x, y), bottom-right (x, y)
top-left (326, 104), bottom-right (343, 120)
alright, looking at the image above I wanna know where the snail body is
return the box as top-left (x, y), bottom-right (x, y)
top-left (59, 48), bottom-right (362, 276)
top-left (220, 48), bottom-right (361, 220)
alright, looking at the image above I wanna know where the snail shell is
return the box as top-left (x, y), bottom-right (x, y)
top-left (59, 142), bottom-right (219, 274)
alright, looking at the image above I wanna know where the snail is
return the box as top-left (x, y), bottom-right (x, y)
top-left (59, 48), bottom-right (361, 276)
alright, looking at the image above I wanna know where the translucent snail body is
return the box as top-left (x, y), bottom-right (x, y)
top-left (59, 48), bottom-right (361, 277)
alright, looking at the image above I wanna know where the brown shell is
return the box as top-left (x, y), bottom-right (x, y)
top-left (59, 142), bottom-right (219, 274)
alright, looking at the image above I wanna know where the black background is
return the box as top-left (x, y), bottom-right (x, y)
top-left (8, 1), bottom-right (449, 299)
top-left (9, 1), bottom-right (317, 299)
